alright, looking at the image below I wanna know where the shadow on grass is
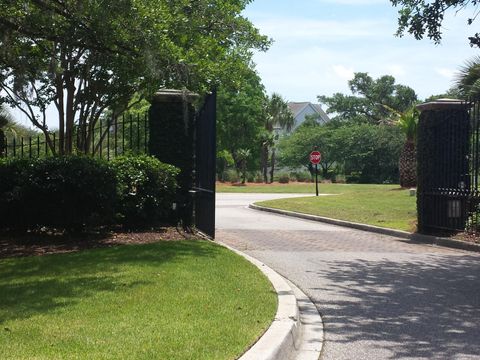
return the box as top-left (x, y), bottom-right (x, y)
top-left (0, 241), bottom-right (219, 324)
top-left (310, 254), bottom-right (480, 359)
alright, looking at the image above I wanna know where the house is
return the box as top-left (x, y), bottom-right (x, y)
top-left (287, 102), bottom-right (330, 130)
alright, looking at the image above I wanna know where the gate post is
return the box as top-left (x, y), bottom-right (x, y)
top-left (416, 99), bottom-right (470, 234)
top-left (148, 89), bottom-right (198, 227)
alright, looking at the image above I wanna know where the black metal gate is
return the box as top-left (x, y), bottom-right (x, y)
top-left (417, 99), bottom-right (480, 234)
top-left (194, 90), bottom-right (216, 238)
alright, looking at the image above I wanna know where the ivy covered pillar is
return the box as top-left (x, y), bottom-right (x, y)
top-left (416, 99), bottom-right (470, 234)
top-left (148, 89), bottom-right (198, 226)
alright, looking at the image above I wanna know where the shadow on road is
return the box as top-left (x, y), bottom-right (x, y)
top-left (310, 254), bottom-right (480, 358)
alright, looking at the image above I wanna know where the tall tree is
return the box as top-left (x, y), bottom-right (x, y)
top-left (391, 0), bottom-right (480, 47)
top-left (319, 73), bottom-right (417, 124)
top-left (216, 68), bottom-right (266, 177)
top-left (0, 0), bottom-right (269, 155)
top-left (264, 93), bottom-right (294, 183)
top-left (385, 106), bottom-right (419, 187)
top-left (278, 123), bottom-right (340, 179)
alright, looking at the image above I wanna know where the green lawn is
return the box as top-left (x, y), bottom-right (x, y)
top-left (0, 240), bottom-right (276, 360)
top-left (218, 182), bottom-right (417, 232)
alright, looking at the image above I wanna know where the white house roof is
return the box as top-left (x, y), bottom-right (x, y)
top-left (287, 102), bottom-right (330, 124)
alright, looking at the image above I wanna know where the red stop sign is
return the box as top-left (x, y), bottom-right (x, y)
top-left (309, 151), bottom-right (321, 164)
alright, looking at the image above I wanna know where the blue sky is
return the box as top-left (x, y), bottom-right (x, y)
top-left (243, 0), bottom-right (479, 103)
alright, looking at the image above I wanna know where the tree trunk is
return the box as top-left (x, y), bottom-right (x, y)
top-left (261, 144), bottom-right (268, 183)
top-left (399, 140), bottom-right (416, 188)
top-left (270, 148), bottom-right (276, 183)
top-left (241, 159), bottom-right (246, 184)
top-left (0, 129), bottom-right (4, 158)
top-left (65, 77), bottom-right (76, 155)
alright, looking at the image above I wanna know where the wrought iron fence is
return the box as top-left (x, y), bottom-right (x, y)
top-left (0, 113), bottom-right (149, 160)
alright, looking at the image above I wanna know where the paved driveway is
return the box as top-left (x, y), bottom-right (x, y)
top-left (216, 193), bottom-right (480, 360)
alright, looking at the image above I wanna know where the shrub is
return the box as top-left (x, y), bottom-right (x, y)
top-left (346, 172), bottom-right (362, 184)
top-left (254, 172), bottom-right (264, 183)
top-left (0, 156), bottom-right (116, 231)
top-left (291, 171), bottom-right (310, 182)
top-left (112, 155), bottom-right (179, 226)
top-left (277, 173), bottom-right (290, 184)
top-left (223, 169), bottom-right (239, 183)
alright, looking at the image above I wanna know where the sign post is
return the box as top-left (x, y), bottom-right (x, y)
top-left (309, 150), bottom-right (321, 196)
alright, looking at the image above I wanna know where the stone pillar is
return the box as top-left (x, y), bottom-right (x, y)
top-left (416, 99), bottom-right (470, 233)
top-left (148, 89), bottom-right (198, 226)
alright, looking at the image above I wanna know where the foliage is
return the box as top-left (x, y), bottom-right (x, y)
top-left (265, 93), bottom-right (295, 132)
top-left (223, 169), bottom-right (240, 183)
top-left (0, 0), bottom-right (270, 155)
top-left (278, 124), bottom-right (339, 178)
top-left (236, 148), bottom-right (251, 184)
top-left (264, 93), bottom-right (295, 183)
top-left (0, 156), bottom-right (117, 231)
top-left (0, 104), bottom-right (12, 129)
top-left (0, 155), bottom-right (179, 231)
top-left (279, 123), bottom-right (404, 184)
top-left (111, 155), bottom-right (179, 226)
top-left (277, 173), bottom-right (290, 184)
top-left (391, 0), bottom-right (480, 47)
top-left (338, 124), bottom-right (404, 183)
top-left (216, 149), bottom-right (235, 182)
top-left (290, 171), bottom-right (311, 182)
top-left (455, 56), bottom-right (480, 100)
top-left (319, 72), bottom-right (417, 124)
top-left (216, 69), bottom-right (266, 175)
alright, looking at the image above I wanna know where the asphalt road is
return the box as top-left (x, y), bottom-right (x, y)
top-left (216, 193), bottom-right (480, 360)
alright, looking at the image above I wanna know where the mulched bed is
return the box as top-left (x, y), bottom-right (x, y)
top-left (0, 227), bottom-right (197, 259)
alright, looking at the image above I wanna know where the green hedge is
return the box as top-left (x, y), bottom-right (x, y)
top-left (112, 155), bottom-right (179, 226)
top-left (0, 157), bottom-right (116, 231)
top-left (0, 155), bottom-right (179, 231)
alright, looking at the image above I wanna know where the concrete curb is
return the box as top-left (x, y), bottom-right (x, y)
top-left (218, 242), bottom-right (322, 360)
top-left (249, 204), bottom-right (480, 253)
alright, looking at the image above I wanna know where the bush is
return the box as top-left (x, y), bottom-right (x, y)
top-left (0, 156), bottom-right (117, 231)
top-left (223, 169), bottom-right (239, 183)
top-left (346, 172), bottom-right (362, 184)
top-left (111, 155), bottom-right (179, 226)
top-left (292, 171), bottom-right (311, 182)
top-left (277, 173), bottom-right (290, 184)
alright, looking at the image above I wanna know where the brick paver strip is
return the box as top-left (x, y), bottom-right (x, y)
top-left (216, 193), bottom-right (480, 360)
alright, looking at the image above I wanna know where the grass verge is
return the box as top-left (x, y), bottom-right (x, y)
top-left (0, 240), bottom-right (276, 360)
top-left (228, 183), bottom-right (417, 232)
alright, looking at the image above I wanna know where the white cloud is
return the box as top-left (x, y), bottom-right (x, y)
top-left (435, 67), bottom-right (457, 80)
top-left (256, 18), bottom-right (391, 42)
top-left (333, 65), bottom-right (355, 81)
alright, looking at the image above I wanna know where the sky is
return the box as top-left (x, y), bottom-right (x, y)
top-left (242, 0), bottom-right (479, 104)
top-left (9, 0), bottom-right (480, 128)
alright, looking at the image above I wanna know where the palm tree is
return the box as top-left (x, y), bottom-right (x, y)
top-left (455, 56), bottom-right (480, 100)
top-left (236, 148), bottom-right (251, 184)
top-left (264, 93), bottom-right (294, 183)
top-left (397, 108), bottom-right (419, 188)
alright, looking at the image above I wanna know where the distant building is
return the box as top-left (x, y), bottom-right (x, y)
top-left (287, 102), bottom-right (330, 130)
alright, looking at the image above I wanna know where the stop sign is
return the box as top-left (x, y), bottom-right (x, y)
top-left (309, 151), bottom-right (321, 164)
